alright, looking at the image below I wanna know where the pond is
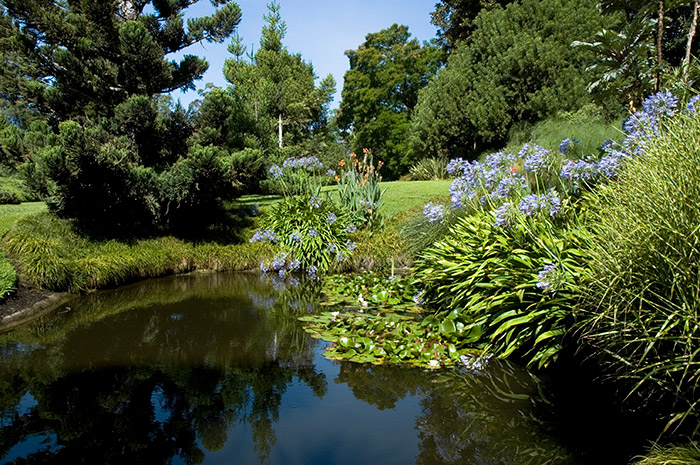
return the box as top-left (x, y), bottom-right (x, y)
top-left (0, 272), bottom-right (641, 464)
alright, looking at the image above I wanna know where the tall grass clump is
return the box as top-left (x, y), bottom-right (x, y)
top-left (634, 443), bottom-right (700, 465)
top-left (2, 212), bottom-right (275, 292)
top-left (580, 95), bottom-right (700, 432)
top-left (408, 157), bottom-right (449, 180)
top-left (507, 104), bottom-right (623, 158)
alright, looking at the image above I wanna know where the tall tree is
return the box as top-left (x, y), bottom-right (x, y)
top-left (430, 0), bottom-right (512, 52)
top-left (412, 0), bottom-right (609, 160)
top-left (0, 0), bottom-right (244, 236)
top-left (337, 24), bottom-right (443, 179)
top-left (0, 0), bottom-right (242, 122)
top-left (220, 2), bottom-right (335, 151)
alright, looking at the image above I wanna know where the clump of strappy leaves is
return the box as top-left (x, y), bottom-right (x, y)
top-left (299, 272), bottom-right (484, 368)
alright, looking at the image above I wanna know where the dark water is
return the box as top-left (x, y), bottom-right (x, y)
top-left (0, 272), bottom-right (599, 465)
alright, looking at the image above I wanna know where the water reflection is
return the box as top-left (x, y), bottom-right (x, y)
top-left (0, 272), bottom-right (581, 465)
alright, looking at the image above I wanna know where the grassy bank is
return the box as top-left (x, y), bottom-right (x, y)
top-left (0, 181), bottom-right (445, 294)
top-left (0, 202), bottom-right (47, 298)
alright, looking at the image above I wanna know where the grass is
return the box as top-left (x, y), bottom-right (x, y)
top-left (0, 202), bottom-right (47, 299)
top-left (239, 180), bottom-right (452, 220)
top-left (580, 110), bottom-right (700, 433)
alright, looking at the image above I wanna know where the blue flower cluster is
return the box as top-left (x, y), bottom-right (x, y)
top-left (518, 190), bottom-right (561, 218)
top-left (326, 212), bottom-right (337, 224)
top-left (310, 196), bottom-right (322, 209)
top-left (282, 156), bottom-right (324, 171)
top-left (249, 228), bottom-right (279, 244)
top-left (536, 264), bottom-right (558, 292)
top-left (269, 165), bottom-right (283, 180)
top-left (423, 202), bottom-right (446, 223)
top-left (558, 138), bottom-right (580, 155)
top-left (521, 144), bottom-right (551, 173)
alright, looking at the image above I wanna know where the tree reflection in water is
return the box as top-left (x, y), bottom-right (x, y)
top-left (0, 272), bottom-right (585, 465)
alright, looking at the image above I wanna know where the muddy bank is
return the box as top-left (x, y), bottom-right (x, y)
top-left (0, 282), bottom-right (73, 332)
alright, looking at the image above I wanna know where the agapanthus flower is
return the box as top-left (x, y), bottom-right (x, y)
top-left (271, 252), bottom-right (287, 271)
top-left (306, 265), bottom-right (318, 280)
top-left (446, 157), bottom-right (469, 176)
top-left (413, 290), bottom-right (426, 307)
top-left (326, 169), bottom-right (337, 177)
top-left (494, 202), bottom-right (514, 228)
top-left (269, 164), bottom-right (283, 180)
top-left (523, 145), bottom-right (551, 173)
top-left (346, 223), bottom-right (357, 233)
top-left (345, 240), bottom-right (357, 251)
top-left (249, 229), bottom-right (265, 243)
top-left (290, 231), bottom-right (302, 242)
top-left (308, 227), bottom-right (319, 237)
top-left (310, 196), bottom-right (322, 209)
top-left (278, 269), bottom-right (286, 279)
top-left (687, 95), bottom-right (700, 115)
top-left (260, 262), bottom-right (269, 273)
top-left (536, 264), bottom-right (558, 292)
top-left (496, 174), bottom-right (525, 198)
top-left (263, 229), bottom-right (279, 244)
top-left (288, 258), bottom-right (301, 271)
top-left (559, 138), bottom-right (580, 155)
top-left (326, 212), bottom-right (337, 224)
top-left (423, 201), bottom-right (446, 223)
top-left (643, 90), bottom-right (678, 118)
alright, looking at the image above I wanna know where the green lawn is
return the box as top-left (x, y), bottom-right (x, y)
top-left (239, 180), bottom-right (452, 218)
top-left (0, 202), bottom-right (47, 236)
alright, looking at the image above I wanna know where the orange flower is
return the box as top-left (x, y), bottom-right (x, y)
top-left (358, 165), bottom-right (363, 170)
top-left (362, 148), bottom-right (369, 154)
top-left (339, 160), bottom-right (346, 167)
top-left (378, 160), bottom-right (384, 166)
top-left (361, 179), bottom-right (367, 185)
top-left (334, 175), bottom-right (340, 182)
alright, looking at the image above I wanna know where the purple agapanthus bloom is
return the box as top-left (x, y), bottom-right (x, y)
top-left (423, 202), bottom-right (446, 223)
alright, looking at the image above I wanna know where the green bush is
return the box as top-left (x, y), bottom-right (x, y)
top-left (0, 189), bottom-right (20, 205)
top-left (579, 109), bottom-right (700, 429)
top-left (506, 105), bottom-right (624, 158)
top-left (414, 205), bottom-right (588, 369)
top-left (408, 157), bottom-right (450, 180)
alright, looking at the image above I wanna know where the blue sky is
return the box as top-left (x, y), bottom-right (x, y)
top-left (170, 0), bottom-right (438, 108)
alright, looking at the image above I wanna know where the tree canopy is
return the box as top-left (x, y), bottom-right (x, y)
top-left (412, 0), bottom-right (610, 160)
top-left (337, 24), bottom-right (443, 179)
top-left (0, 0), bottom-right (245, 236)
top-left (219, 2), bottom-right (335, 152)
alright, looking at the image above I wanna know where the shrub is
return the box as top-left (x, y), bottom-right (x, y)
top-left (414, 204), bottom-right (587, 369)
top-left (408, 157), bottom-right (449, 180)
top-left (0, 189), bottom-right (20, 205)
top-left (579, 99), bottom-right (700, 430)
top-left (252, 195), bottom-right (353, 276)
top-left (1, 212), bottom-right (275, 292)
top-left (335, 149), bottom-right (385, 230)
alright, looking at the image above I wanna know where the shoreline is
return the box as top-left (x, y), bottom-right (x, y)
top-left (0, 282), bottom-right (74, 333)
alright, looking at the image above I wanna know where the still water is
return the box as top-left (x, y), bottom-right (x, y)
top-left (0, 272), bottom-right (601, 464)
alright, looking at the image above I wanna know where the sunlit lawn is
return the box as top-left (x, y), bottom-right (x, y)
top-left (238, 180), bottom-right (452, 218)
top-left (0, 202), bottom-right (47, 236)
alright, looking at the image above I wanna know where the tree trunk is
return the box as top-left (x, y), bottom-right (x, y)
top-left (656, 0), bottom-right (665, 92)
top-left (685, 0), bottom-right (700, 85)
top-left (278, 113), bottom-right (283, 148)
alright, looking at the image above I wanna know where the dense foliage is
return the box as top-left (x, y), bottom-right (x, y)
top-left (337, 24), bottom-right (443, 179)
top-left (0, 0), bottom-right (247, 236)
top-left (412, 0), bottom-right (611, 160)
top-left (580, 93), bottom-right (700, 431)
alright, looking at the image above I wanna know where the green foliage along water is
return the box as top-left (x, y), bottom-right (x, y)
top-left (0, 272), bottom-right (613, 465)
